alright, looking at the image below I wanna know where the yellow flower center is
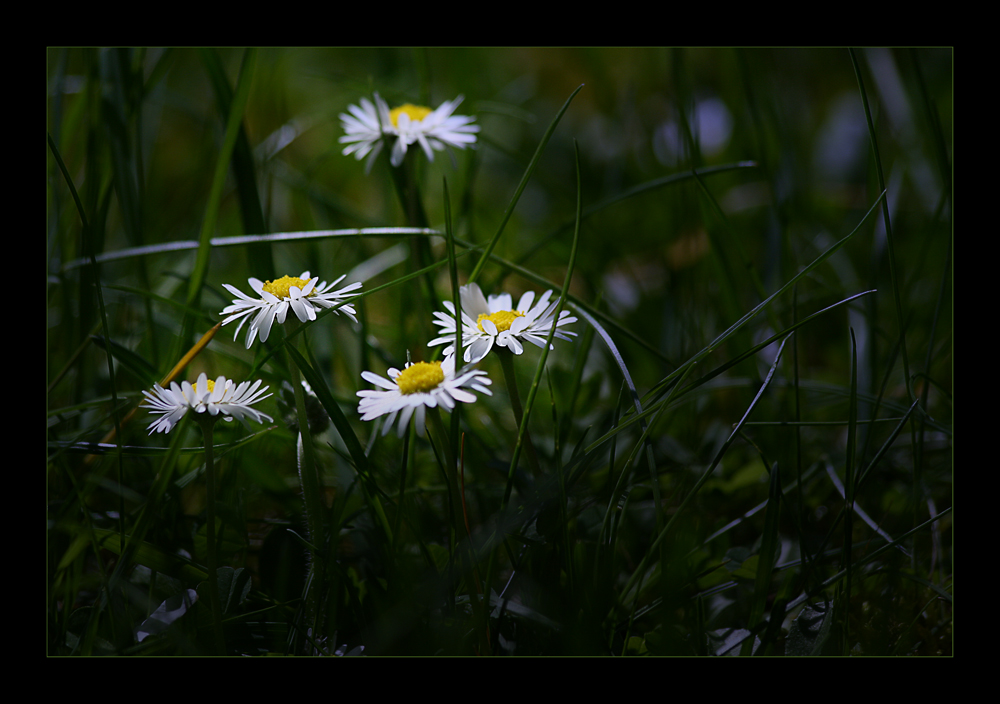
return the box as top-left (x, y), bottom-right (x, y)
top-left (477, 310), bottom-right (524, 333)
top-left (262, 275), bottom-right (314, 300)
top-left (194, 379), bottom-right (215, 394)
top-left (396, 361), bottom-right (444, 395)
top-left (390, 104), bottom-right (432, 127)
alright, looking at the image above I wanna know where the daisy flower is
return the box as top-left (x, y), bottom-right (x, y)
top-left (428, 283), bottom-right (578, 364)
top-left (357, 355), bottom-right (492, 438)
top-left (339, 92), bottom-right (478, 171)
top-left (220, 271), bottom-right (361, 348)
top-left (141, 372), bottom-right (273, 435)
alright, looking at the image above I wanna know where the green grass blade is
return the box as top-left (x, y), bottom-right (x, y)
top-left (186, 49), bottom-right (257, 308)
top-left (284, 342), bottom-right (393, 545)
top-left (850, 48), bottom-right (912, 402)
top-left (89, 334), bottom-right (158, 388)
top-left (617, 335), bottom-right (790, 613)
top-left (501, 139), bottom-right (582, 508)
top-left (200, 48), bottom-right (273, 278)
top-left (467, 84), bottom-right (583, 285)
top-left (742, 460), bottom-right (782, 655)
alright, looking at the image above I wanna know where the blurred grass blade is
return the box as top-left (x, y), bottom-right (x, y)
top-left (92, 528), bottom-right (207, 582)
top-left (742, 461), bottom-right (781, 655)
top-left (200, 47), bottom-right (273, 278)
top-left (515, 161), bottom-right (758, 269)
top-left (850, 48), bottom-right (911, 402)
top-left (90, 335), bottom-right (157, 388)
top-left (186, 49), bottom-right (257, 307)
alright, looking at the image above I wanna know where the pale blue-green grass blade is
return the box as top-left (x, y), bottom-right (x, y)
top-left (61, 227), bottom-right (440, 272)
top-left (566, 301), bottom-right (661, 518)
top-left (559, 292), bottom-right (598, 451)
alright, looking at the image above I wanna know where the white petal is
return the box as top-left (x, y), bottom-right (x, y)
top-left (489, 293), bottom-right (513, 312)
top-left (467, 337), bottom-right (492, 363)
top-left (516, 290), bottom-right (535, 312)
top-left (414, 405), bottom-right (426, 437)
top-left (509, 316), bottom-right (530, 334)
top-left (503, 334), bottom-right (524, 355)
top-left (461, 283), bottom-right (489, 315)
top-left (397, 405), bottom-right (415, 437)
top-left (361, 371), bottom-right (398, 390)
top-left (255, 305), bottom-right (278, 343)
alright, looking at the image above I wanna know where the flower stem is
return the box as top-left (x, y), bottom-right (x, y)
top-left (386, 145), bottom-right (439, 340)
top-left (197, 415), bottom-right (226, 655)
top-left (427, 406), bottom-right (458, 558)
top-left (287, 320), bottom-right (326, 638)
top-left (495, 347), bottom-right (542, 476)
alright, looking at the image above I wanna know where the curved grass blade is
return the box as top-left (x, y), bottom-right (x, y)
top-left (48, 129), bottom-right (127, 544)
top-left (501, 139), bottom-right (582, 508)
top-left (49, 426), bottom-right (277, 457)
top-left (563, 290), bottom-right (877, 480)
top-left (850, 48), bottom-right (912, 402)
top-left (90, 334), bottom-right (158, 388)
top-left (616, 335), bottom-right (790, 614)
top-left (566, 301), bottom-right (661, 515)
top-left (512, 161), bottom-right (758, 269)
top-left (467, 84), bottom-right (584, 285)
